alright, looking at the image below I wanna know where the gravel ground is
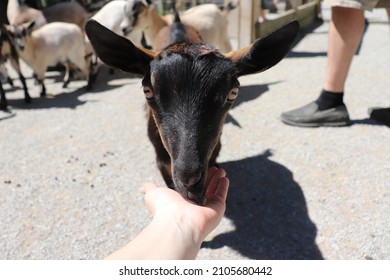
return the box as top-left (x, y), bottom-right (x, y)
top-left (0, 20), bottom-right (389, 260)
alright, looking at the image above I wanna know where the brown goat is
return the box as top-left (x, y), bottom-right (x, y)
top-left (86, 14), bottom-right (299, 204)
top-left (42, 2), bottom-right (89, 31)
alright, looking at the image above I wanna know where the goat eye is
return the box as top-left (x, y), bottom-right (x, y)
top-left (143, 86), bottom-right (153, 99)
top-left (227, 87), bottom-right (239, 102)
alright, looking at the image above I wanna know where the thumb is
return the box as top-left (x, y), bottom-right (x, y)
top-left (139, 181), bottom-right (159, 194)
top-left (139, 182), bottom-right (159, 214)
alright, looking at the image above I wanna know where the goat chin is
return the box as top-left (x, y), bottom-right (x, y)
top-left (173, 173), bottom-right (207, 205)
top-left (182, 187), bottom-right (206, 206)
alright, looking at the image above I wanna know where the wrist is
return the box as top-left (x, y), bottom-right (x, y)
top-left (151, 211), bottom-right (203, 258)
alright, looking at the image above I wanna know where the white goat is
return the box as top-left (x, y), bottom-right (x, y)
top-left (86, 0), bottom-right (143, 80)
top-left (7, 21), bottom-right (91, 97)
top-left (7, 0), bottom-right (47, 29)
top-left (8, 0), bottom-right (89, 31)
top-left (90, 0), bottom-right (142, 43)
top-left (121, 0), bottom-right (233, 52)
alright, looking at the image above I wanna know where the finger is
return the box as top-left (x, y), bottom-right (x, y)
top-left (140, 182), bottom-right (161, 214)
top-left (139, 182), bottom-right (159, 194)
top-left (140, 182), bottom-right (160, 215)
top-left (206, 166), bottom-right (219, 186)
top-left (205, 177), bottom-right (229, 211)
top-left (214, 177), bottom-right (229, 201)
top-left (206, 168), bottom-right (226, 195)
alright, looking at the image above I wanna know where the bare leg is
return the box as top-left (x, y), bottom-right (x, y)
top-left (323, 7), bottom-right (365, 93)
top-left (280, 6), bottom-right (364, 127)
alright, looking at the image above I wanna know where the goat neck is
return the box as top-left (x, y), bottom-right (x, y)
top-left (140, 4), bottom-right (168, 49)
top-left (6, 0), bottom-right (21, 24)
top-left (154, 2), bottom-right (202, 52)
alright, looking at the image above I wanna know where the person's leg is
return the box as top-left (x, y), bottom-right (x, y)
top-left (323, 7), bottom-right (365, 92)
top-left (281, 6), bottom-right (365, 127)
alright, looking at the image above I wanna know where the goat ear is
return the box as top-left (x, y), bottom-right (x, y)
top-left (226, 20), bottom-right (299, 76)
top-left (85, 20), bottom-right (155, 76)
top-left (26, 21), bottom-right (35, 35)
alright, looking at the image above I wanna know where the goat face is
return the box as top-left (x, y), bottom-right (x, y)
top-left (121, 0), bottom-right (151, 36)
top-left (86, 19), bottom-right (299, 203)
top-left (143, 44), bottom-right (239, 201)
top-left (7, 21), bottom-right (35, 52)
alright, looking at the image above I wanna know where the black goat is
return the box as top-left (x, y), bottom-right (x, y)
top-left (86, 11), bottom-right (299, 204)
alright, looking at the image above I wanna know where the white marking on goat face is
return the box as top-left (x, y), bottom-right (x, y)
top-left (121, 0), bottom-right (147, 35)
top-left (7, 23), bottom-right (34, 52)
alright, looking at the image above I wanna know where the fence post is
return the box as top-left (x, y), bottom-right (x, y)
top-left (238, 0), bottom-right (259, 48)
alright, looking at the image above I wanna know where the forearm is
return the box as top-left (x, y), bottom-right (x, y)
top-left (104, 216), bottom-right (202, 260)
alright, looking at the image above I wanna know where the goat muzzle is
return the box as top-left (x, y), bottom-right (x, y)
top-left (173, 167), bottom-right (206, 204)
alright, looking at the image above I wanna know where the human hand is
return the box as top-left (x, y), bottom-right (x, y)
top-left (104, 167), bottom-right (229, 260)
top-left (140, 167), bottom-right (229, 244)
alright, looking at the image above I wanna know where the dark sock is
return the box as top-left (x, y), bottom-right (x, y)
top-left (315, 89), bottom-right (344, 111)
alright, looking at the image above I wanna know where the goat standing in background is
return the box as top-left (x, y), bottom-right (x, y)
top-left (86, 8), bottom-right (299, 204)
top-left (7, 0), bottom-right (47, 29)
top-left (7, 21), bottom-right (91, 97)
top-left (42, 1), bottom-right (89, 31)
top-left (0, 24), bottom-right (30, 110)
top-left (85, 0), bottom-right (145, 81)
top-left (121, 0), bottom-right (234, 52)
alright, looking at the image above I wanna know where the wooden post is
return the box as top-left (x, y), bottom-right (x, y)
top-left (286, 0), bottom-right (304, 10)
top-left (238, 0), bottom-right (259, 48)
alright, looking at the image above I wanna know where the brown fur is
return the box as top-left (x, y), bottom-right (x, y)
top-left (155, 24), bottom-right (202, 52)
top-left (42, 2), bottom-right (89, 30)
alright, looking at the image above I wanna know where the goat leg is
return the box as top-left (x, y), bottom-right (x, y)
top-left (62, 62), bottom-right (71, 88)
top-left (7, 77), bottom-right (14, 87)
top-left (0, 83), bottom-right (7, 110)
top-left (18, 74), bottom-right (31, 104)
top-left (39, 80), bottom-right (46, 97)
top-left (9, 58), bottom-right (31, 103)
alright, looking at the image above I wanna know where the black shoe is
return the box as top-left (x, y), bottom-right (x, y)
top-left (368, 107), bottom-right (390, 127)
top-left (281, 101), bottom-right (351, 127)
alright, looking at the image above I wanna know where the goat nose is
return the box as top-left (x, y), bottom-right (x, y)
top-left (174, 167), bottom-right (203, 187)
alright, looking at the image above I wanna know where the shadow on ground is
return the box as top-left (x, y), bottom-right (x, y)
top-left (2, 67), bottom-right (137, 111)
top-left (226, 82), bottom-right (281, 127)
top-left (203, 150), bottom-right (323, 260)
